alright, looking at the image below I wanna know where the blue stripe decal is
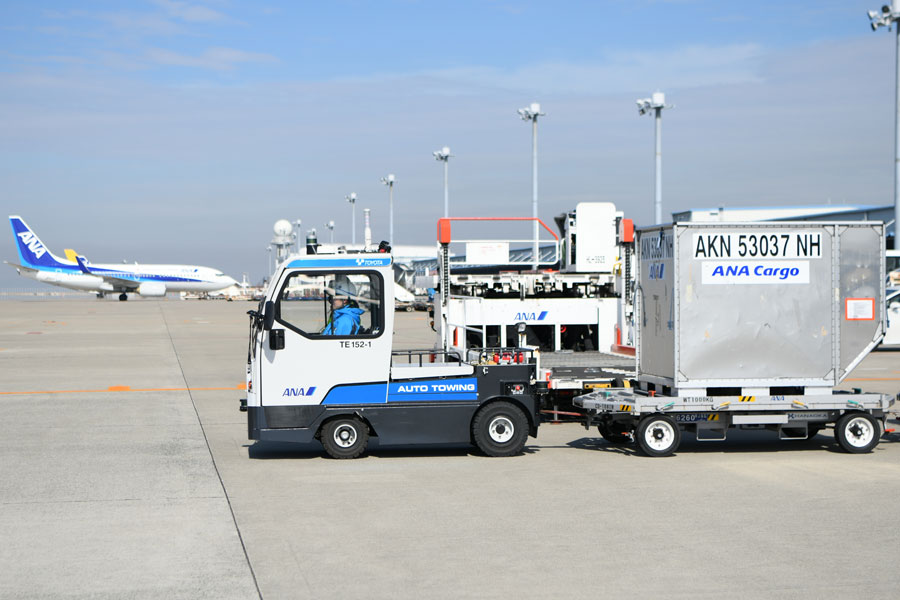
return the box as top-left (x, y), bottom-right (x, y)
top-left (13, 264), bottom-right (204, 283)
top-left (287, 257), bottom-right (392, 269)
top-left (322, 383), bottom-right (387, 405)
top-left (321, 378), bottom-right (478, 405)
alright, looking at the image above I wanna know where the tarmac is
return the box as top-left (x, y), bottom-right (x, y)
top-left (1, 298), bottom-right (899, 599)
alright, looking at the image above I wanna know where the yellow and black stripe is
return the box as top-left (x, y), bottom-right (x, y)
top-left (738, 396), bottom-right (756, 403)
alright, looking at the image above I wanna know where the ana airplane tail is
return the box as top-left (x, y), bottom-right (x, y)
top-left (9, 216), bottom-right (74, 270)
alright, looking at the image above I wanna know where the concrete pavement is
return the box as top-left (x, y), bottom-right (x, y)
top-left (2, 299), bottom-right (899, 599)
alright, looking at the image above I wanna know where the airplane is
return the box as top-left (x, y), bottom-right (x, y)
top-left (6, 216), bottom-right (238, 300)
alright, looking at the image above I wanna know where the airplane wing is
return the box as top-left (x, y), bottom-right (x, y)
top-left (4, 260), bottom-right (38, 273)
top-left (76, 255), bottom-right (141, 289)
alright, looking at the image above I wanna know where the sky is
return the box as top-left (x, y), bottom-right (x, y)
top-left (0, 0), bottom-right (897, 287)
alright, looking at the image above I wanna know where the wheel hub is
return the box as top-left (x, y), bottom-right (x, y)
top-left (488, 416), bottom-right (514, 443)
top-left (644, 422), bottom-right (675, 451)
top-left (845, 417), bottom-right (874, 447)
top-left (334, 425), bottom-right (357, 448)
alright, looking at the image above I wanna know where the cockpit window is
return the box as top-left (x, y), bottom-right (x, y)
top-left (276, 271), bottom-right (383, 338)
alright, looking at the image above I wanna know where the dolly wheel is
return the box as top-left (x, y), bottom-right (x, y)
top-left (321, 417), bottom-right (369, 459)
top-left (636, 414), bottom-right (681, 457)
top-left (597, 423), bottom-right (632, 444)
top-left (835, 412), bottom-right (880, 454)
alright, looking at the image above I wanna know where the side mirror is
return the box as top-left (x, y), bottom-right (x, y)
top-left (263, 300), bottom-right (276, 331)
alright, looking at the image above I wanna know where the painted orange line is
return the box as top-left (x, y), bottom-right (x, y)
top-left (0, 384), bottom-right (246, 396)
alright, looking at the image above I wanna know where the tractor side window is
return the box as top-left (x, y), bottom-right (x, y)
top-left (276, 271), bottom-right (383, 338)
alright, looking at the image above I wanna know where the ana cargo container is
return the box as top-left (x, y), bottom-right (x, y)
top-left (577, 221), bottom-right (896, 456)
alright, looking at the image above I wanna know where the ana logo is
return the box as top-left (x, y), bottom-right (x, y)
top-left (17, 231), bottom-right (46, 259)
top-left (282, 386), bottom-right (316, 397)
top-left (514, 311), bottom-right (548, 321)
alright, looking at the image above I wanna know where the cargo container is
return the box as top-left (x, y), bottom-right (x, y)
top-left (577, 222), bottom-right (895, 456)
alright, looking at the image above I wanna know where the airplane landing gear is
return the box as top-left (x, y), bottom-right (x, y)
top-left (96, 292), bottom-right (105, 299)
top-left (118, 293), bottom-right (128, 301)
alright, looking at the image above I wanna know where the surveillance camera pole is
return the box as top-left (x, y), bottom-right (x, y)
top-left (345, 193), bottom-right (357, 246)
top-left (381, 174), bottom-right (395, 246)
top-left (869, 1), bottom-right (900, 244)
top-left (293, 219), bottom-right (302, 253)
top-left (637, 92), bottom-right (674, 225)
top-left (433, 147), bottom-right (452, 218)
top-left (518, 103), bottom-right (545, 270)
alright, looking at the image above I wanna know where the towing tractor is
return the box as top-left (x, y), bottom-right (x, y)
top-left (242, 244), bottom-right (544, 458)
top-left (576, 221), bottom-right (897, 456)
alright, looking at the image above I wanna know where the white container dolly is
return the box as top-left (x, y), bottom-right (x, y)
top-left (241, 244), bottom-right (546, 459)
top-left (576, 221), bottom-right (896, 456)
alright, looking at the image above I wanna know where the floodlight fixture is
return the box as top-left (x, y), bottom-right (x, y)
top-left (381, 174), bottom-right (396, 245)
top-left (433, 147), bottom-right (452, 217)
top-left (637, 91), bottom-right (674, 225)
top-left (325, 220), bottom-right (335, 244)
top-left (345, 192), bottom-right (357, 245)
top-left (868, 0), bottom-right (900, 243)
top-left (518, 102), bottom-right (546, 269)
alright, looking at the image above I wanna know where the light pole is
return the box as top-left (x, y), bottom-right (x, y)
top-left (293, 219), bottom-right (302, 253)
top-left (518, 102), bottom-right (545, 269)
top-left (637, 91), bottom-right (674, 225)
top-left (266, 245), bottom-right (272, 280)
top-left (869, 1), bottom-right (900, 243)
top-left (325, 220), bottom-right (335, 244)
top-left (381, 174), bottom-right (395, 245)
top-left (345, 193), bottom-right (357, 246)
top-left (433, 147), bottom-right (452, 218)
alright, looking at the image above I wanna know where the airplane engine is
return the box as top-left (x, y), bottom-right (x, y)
top-left (137, 282), bottom-right (167, 297)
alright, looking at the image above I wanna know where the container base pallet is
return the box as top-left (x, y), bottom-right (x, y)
top-left (575, 388), bottom-right (896, 457)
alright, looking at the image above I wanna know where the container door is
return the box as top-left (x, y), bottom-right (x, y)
top-left (260, 268), bottom-right (392, 407)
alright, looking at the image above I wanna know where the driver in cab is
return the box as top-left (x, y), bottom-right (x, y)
top-left (323, 277), bottom-right (364, 335)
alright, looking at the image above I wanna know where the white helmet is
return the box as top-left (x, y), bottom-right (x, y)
top-left (330, 276), bottom-right (356, 299)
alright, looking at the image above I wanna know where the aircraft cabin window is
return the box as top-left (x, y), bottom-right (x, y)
top-left (276, 271), bottom-right (383, 338)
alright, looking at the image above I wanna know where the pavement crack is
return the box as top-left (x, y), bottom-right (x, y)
top-left (159, 304), bottom-right (263, 600)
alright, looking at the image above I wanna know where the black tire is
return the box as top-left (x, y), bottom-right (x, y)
top-left (835, 412), bottom-right (880, 454)
top-left (472, 401), bottom-right (529, 457)
top-left (118, 293), bottom-right (128, 301)
top-left (321, 417), bottom-right (369, 459)
top-left (636, 414), bottom-right (681, 457)
top-left (597, 423), bottom-right (632, 444)
top-left (405, 305), bottom-right (414, 312)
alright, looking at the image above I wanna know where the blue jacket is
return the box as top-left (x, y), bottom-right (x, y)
top-left (323, 306), bottom-right (365, 335)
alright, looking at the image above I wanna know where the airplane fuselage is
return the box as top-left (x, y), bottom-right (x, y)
top-left (23, 263), bottom-right (232, 293)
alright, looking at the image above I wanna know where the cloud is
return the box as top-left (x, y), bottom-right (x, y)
top-left (331, 43), bottom-right (765, 96)
top-left (145, 46), bottom-right (277, 70)
top-left (95, 12), bottom-right (187, 37)
top-left (150, 0), bottom-right (229, 24)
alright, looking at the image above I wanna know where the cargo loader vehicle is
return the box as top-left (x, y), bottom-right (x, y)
top-left (576, 221), bottom-right (897, 456)
top-left (430, 204), bottom-right (638, 418)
